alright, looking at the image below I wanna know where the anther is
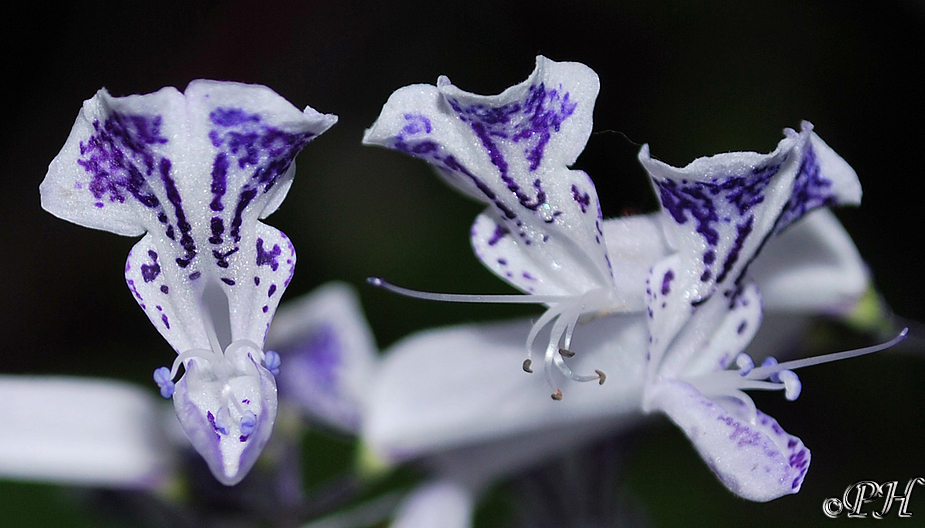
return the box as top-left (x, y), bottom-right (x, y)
top-left (596, 370), bottom-right (606, 385)
top-left (264, 350), bottom-right (281, 376)
top-left (559, 348), bottom-right (575, 358)
top-left (240, 410), bottom-right (257, 436)
top-left (153, 366), bottom-right (175, 398)
top-left (523, 359), bottom-right (534, 373)
top-left (551, 389), bottom-right (563, 401)
top-left (761, 356), bottom-right (782, 382)
top-left (778, 370), bottom-right (801, 400)
top-left (735, 353), bottom-right (755, 376)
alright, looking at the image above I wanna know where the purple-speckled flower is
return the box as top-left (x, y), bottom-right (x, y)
top-left (364, 56), bottom-right (644, 399)
top-left (636, 122), bottom-right (868, 501)
top-left (40, 81), bottom-right (337, 485)
top-left (364, 112), bottom-right (880, 503)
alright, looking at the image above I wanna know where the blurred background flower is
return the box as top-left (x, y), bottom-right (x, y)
top-left (4, 0), bottom-right (925, 526)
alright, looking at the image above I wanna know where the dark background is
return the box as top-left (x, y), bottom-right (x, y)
top-left (3, 1), bottom-right (925, 526)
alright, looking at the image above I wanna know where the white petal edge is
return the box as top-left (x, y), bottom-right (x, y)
top-left (750, 208), bottom-right (869, 315)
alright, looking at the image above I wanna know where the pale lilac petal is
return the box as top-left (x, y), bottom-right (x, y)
top-left (363, 315), bottom-right (647, 463)
top-left (364, 56), bottom-right (612, 298)
top-left (647, 380), bottom-right (810, 502)
top-left (390, 480), bottom-right (475, 528)
top-left (0, 376), bottom-right (176, 489)
top-left (751, 209), bottom-right (869, 315)
top-left (268, 282), bottom-right (378, 433)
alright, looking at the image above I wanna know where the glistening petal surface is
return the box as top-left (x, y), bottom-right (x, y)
top-left (41, 80), bottom-right (337, 352)
top-left (647, 380), bottom-right (810, 502)
top-left (364, 56), bottom-right (610, 297)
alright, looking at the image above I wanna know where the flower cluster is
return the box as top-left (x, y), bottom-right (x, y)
top-left (24, 56), bottom-right (902, 527)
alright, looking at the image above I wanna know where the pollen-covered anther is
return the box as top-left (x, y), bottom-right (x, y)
top-left (153, 366), bottom-right (175, 398)
top-left (735, 353), bottom-right (755, 376)
top-left (551, 389), bottom-right (563, 401)
top-left (559, 348), bottom-right (576, 358)
top-left (595, 370), bottom-right (606, 385)
top-left (522, 359), bottom-right (534, 373)
top-left (240, 410), bottom-right (257, 437)
top-left (264, 350), bottom-right (281, 376)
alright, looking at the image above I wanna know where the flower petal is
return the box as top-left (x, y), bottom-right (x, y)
top-left (172, 348), bottom-right (278, 486)
top-left (0, 376), bottom-right (175, 489)
top-left (647, 379), bottom-right (810, 502)
top-left (638, 122), bottom-right (861, 336)
top-left (602, 213), bottom-right (671, 310)
top-left (268, 282), bottom-right (378, 433)
top-left (750, 208), bottom-right (869, 315)
top-left (41, 80), bottom-right (336, 353)
top-left (363, 315), bottom-right (647, 463)
top-left (648, 278), bottom-right (763, 382)
top-left (364, 56), bottom-right (611, 298)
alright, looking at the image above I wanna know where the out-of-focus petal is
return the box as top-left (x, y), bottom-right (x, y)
top-left (268, 282), bottom-right (378, 433)
top-left (0, 376), bottom-right (175, 489)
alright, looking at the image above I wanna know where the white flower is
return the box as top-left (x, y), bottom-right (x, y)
top-left (637, 122), bottom-right (870, 501)
top-left (364, 56), bottom-right (627, 398)
top-left (40, 80), bottom-right (336, 485)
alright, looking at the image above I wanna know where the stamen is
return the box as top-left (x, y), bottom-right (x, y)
top-left (689, 328), bottom-right (907, 423)
top-left (240, 410), bottom-right (257, 436)
top-left (369, 276), bottom-right (614, 399)
top-left (761, 356), bottom-right (781, 382)
top-left (778, 370), bottom-right (801, 401)
top-left (749, 328), bottom-right (908, 377)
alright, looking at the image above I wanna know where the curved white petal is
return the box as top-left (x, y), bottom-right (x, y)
top-left (650, 280), bottom-right (763, 383)
top-left (363, 315), bottom-right (647, 463)
top-left (751, 208), bottom-right (869, 315)
top-left (602, 213), bottom-right (671, 310)
top-left (647, 380), bottom-right (810, 502)
top-left (173, 348), bottom-right (278, 486)
top-left (0, 376), bottom-right (176, 489)
top-left (268, 282), bottom-right (378, 433)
